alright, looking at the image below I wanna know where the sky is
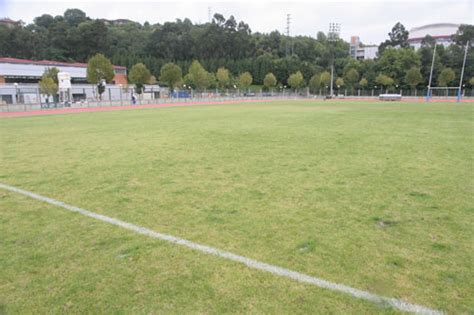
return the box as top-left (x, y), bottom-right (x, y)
top-left (1, 0), bottom-right (473, 45)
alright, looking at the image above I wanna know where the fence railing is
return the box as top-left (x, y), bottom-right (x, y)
top-left (1, 90), bottom-right (473, 113)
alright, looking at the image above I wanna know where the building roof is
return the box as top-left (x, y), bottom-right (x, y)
top-left (0, 57), bottom-right (126, 70)
top-left (409, 23), bottom-right (459, 33)
top-left (0, 18), bottom-right (19, 23)
top-left (408, 23), bottom-right (459, 42)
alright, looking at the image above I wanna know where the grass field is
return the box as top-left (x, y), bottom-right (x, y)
top-left (1, 100), bottom-right (473, 314)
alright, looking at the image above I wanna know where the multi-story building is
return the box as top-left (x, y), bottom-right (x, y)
top-left (349, 36), bottom-right (378, 60)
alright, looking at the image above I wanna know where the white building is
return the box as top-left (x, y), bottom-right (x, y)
top-left (349, 36), bottom-right (378, 60)
top-left (408, 23), bottom-right (459, 49)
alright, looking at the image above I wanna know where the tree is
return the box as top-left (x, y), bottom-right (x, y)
top-left (375, 74), bottom-right (394, 91)
top-left (344, 68), bottom-right (359, 89)
top-left (453, 24), bottom-right (474, 46)
top-left (287, 71), bottom-right (304, 91)
top-left (388, 22), bottom-right (409, 48)
top-left (320, 71), bottom-right (331, 88)
top-left (185, 60), bottom-right (211, 90)
top-left (308, 74), bottom-right (320, 93)
top-left (437, 67), bottom-right (456, 86)
top-left (86, 53), bottom-right (114, 98)
top-left (160, 63), bottom-right (182, 92)
top-left (335, 77), bottom-right (344, 88)
top-left (238, 72), bottom-right (253, 90)
top-left (38, 75), bottom-right (58, 102)
top-left (216, 67), bottom-right (230, 89)
top-left (359, 78), bottom-right (368, 89)
top-left (378, 22), bottom-right (409, 55)
top-left (64, 9), bottom-right (87, 27)
top-left (129, 63), bottom-right (152, 94)
top-left (469, 77), bottom-right (474, 86)
top-left (263, 72), bottom-right (277, 90)
top-left (377, 48), bottom-right (420, 87)
top-left (44, 67), bottom-right (60, 84)
top-left (405, 67), bottom-right (423, 90)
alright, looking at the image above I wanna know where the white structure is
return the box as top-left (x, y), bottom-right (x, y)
top-left (408, 23), bottom-right (459, 49)
top-left (349, 36), bottom-right (377, 60)
top-left (57, 72), bottom-right (72, 89)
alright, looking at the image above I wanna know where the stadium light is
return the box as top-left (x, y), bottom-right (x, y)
top-left (328, 23), bottom-right (340, 97)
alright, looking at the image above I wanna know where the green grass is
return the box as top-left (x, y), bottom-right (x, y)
top-left (1, 100), bottom-right (473, 314)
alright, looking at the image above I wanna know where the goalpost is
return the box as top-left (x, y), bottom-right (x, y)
top-left (426, 41), bottom-right (470, 103)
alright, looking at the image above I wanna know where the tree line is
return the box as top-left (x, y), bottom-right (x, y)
top-left (2, 9), bottom-right (473, 91)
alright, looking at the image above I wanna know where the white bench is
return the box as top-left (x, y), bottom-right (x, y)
top-left (379, 94), bottom-right (402, 101)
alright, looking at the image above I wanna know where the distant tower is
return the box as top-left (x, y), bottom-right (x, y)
top-left (208, 7), bottom-right (212, 23)
top-left (286, 14), bottom-right (291, 57)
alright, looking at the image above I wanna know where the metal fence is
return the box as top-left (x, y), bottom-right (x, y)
top-left (1, 89), bottom-right (473, 113)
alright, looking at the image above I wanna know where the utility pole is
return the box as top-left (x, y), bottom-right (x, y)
top-left (286, 14), bottom-right (291, 58)
top-left (328, 23), bottom-right (340, 97)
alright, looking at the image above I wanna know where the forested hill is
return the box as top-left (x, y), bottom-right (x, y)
top-left (1, 8), bottom-right (473, 88)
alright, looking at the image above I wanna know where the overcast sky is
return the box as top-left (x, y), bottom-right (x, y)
top-left (1, 0), bottom-right (473, 44)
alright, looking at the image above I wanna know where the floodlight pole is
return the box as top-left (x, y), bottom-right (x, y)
top-left (426, 43), bottom-right (437, 102)
top-left (330, 65), bottom-right (334, 97)
top-left (457, 41), bottom-right (469, 103)
top-left (328, 23), bottom-right (340, 97)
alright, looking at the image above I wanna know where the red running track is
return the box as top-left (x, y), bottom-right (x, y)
top-left (0, 99), bottom-right (286, 118)
top-left (2, 98), bottom-right (472, 118)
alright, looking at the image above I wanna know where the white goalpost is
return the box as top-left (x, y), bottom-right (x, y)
top-left (426, 41), bottom-right (470, 103)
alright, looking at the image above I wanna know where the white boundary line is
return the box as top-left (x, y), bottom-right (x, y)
top-left (0, 182), bottom-right (442, 315)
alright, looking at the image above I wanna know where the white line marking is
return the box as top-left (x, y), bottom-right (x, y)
top-left (0, 182), bottom-right (442, 315)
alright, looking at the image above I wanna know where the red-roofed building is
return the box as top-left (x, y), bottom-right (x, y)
top-left (0, 57), bottom-right (127, 85)
top-left (0, 18), bottom-right (23, 29)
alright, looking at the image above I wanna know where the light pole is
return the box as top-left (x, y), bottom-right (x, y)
top-left (328, 22), bottom-right (340, 98)
top-left (14, 83), bottom-right (18, 104)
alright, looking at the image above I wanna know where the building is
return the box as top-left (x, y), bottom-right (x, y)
top-left (0, 18), bottom-right (23, 28)
top-left (408, 23), bottom-right (459, 49)
top-left (99, 18), bottom-right (135, 26)
top-left (0, 58), bottom-right (151, 105)
top-left (349, 36), bottom-right (378, 60)
top-left (0, 83), bottom-right (164, 106)
top-left (0, 57), bottom-right (128, 85)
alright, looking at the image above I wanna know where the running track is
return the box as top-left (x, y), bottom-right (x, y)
top-left (1, 97), bottom-right (472, 118)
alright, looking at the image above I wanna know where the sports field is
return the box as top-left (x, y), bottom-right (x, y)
top-left (1, 100), bottom-right (473, 314)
